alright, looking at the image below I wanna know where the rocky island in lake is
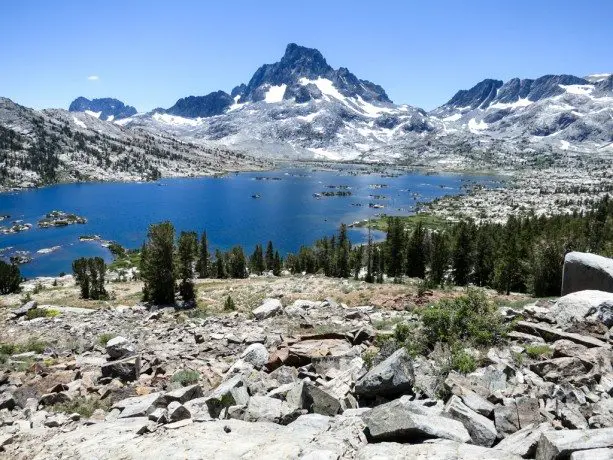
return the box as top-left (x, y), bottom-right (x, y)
top-left (38, 211), bottom-right (87, 228)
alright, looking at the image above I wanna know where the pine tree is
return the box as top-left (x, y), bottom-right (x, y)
top-left (336, 224), bottom-right (351, 278)
top-left (224, 295), bottom-right (236, 311)
top-left (265, 241), bottom-right (274, 271)
top-left (365, 222), bottom-right (374, 283)
top-left (197, 231), bottom-right (210, 278)
top-left (228, 246), bottom-right (247, 278)
top-left (386, 217), bottom-right (404, 278)
top-left (429, 231), bottom-right (449, 285)
top-left (405, 222), bottom-right (427, 278)
top-left (215, 249), bottom-right (227, 279)
top-left (141, 221), bottom-right (176, 305)
top-left (249, 244), bottom-right (265, 275)
top-left (72, 258), bottom-right (90, 299)
top-left (273, 250), bottom-right (282, 276)
top-left (0, 261), bottom-right (21, 295)
top-left (177, 231), bottom-right (198, 302)
top-left (472, 229), bottom-right (494, 287)
top-left (350, 245), bottom-right (364, 280)
top-left (452, 221), bottom-right (474, 286)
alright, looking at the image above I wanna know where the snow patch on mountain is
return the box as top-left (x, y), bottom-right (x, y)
top-left (264, 84), bottom-right (287, 103)
top-left (72, 117), bottom-right (86, 129)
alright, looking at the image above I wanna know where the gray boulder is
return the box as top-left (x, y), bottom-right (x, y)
top-left (358, 441), bottom-right (523, 459)
top-left (11, 300), bottom-right (37, 319)
top-left (551, 290), bottom-right (613, 329)
top-left (114, 392), bottom-right (164, 418)
top-left (303, 383), bottom-right (341, 416)
top-left (163, 384), bottom-right (204, 404)
top-left (167, 401), bottom-right (191, 422)
top-left (570, 448), bottom-right (613, 460)
top-left (355, 348), bottom-right (414, 398)
top-left (562, 252), bottom-right (613, 295)
top-left (536, 427), bottom-right (613, 460)
top-left (241, 343), bottom-right (269, 369)
top-left (494, 423), bottom-right (553, 458)
top-left (252, 298), bottom-right (282, 320)
top-left (445, 395), bottom-right (497, 447)
top-left (204, 375), bottom-right (250, 418)
top-left (363, 397), bottom-right (471, 443)
top-left (101, 355), bottom-right (140, 381)
top-left (105, 336), bottom-right (136, 359)
top-left (244, 395), bottom-right (283, 423)
top-left (0, 392), bottom-right (16, 410)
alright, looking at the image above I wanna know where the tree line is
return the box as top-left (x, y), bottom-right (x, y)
top-left (65, 194), bottom-right (612, 305)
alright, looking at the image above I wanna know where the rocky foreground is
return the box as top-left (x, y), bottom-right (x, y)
top-left (2, 256), bottom-right (613, 458)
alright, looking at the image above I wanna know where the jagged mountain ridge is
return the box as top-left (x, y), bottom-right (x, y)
top-left (0, 98), bottom-right (268, 189)
top-left (116, 44), bottom-right (612, 163)
top-left (69, 97), bottom-right (137, 121)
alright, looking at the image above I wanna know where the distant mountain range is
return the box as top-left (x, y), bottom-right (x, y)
top-left (1, 43), bottom-right (612, 188)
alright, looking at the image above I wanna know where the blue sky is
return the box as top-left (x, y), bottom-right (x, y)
top-left (2, 0), bottom-right (611, 111)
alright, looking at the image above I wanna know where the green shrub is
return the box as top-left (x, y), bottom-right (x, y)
top-left (224, 296), bottom-right (236, 311)
top-left (421, 289), bottom-right (507, 349)
top-left (23, 338), bottom-right (48, 353)
top-left (171, 369), bottom-right (200, 386)
top-left (26, 308), bottom-right (59, 320)
top-left (97, 333), bottom-right (114, 346)
top-left (525, 344), bottom-right (552, 359)
top-left (451, 349), bottom-right (478, 374)
top-left (53, 397), bottom-right (111, 418)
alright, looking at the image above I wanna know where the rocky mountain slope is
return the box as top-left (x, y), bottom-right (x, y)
top-left (2, 253), bottom-right (613, 458)
top-left (110, 44), bottom-right (612, 167)
top-left (0, 98), bottom-right (269, 189)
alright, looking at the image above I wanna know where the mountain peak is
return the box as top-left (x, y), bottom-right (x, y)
top-left (280, 43), bottom-right (332, 75)
top-left (69, 97), bottom-right (137, 120)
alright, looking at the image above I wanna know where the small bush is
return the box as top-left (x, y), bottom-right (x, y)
top-left (23, 338), bottom-right (48, 353)
top-left (421, 289), bottom-right (507, 349)
top-left (224, 296), bottom-right (236, 311)
top-left (53, 397), bottom-right (111, 418)
top-left (26, 308), bottom-right (59, 320)
top-left (451, 349), bottom-right (478, 374)
top-left (97, 333), bottom-right (114, 346)
top-left (171, 369), bottom-right (200, 386)
top-left (525, 344), bottom-right (553, 359)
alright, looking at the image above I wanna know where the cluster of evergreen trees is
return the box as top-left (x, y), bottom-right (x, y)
top-left (280, 196), bottom-right (613, 297)
top-left (125, 195), bottom-right (613, 305)
top-left (72, 257), bottom-right (108, 299)
top-left (139, 222), bottom-right (284, 305)
top-left (359, 196), bottom-right (613, 296)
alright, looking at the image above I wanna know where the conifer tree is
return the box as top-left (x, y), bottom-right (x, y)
top-left (405, 222), bottom-right (427, 278)
top-left (197, 231), bottom-right (210, 278)
top-left (177, 231), bottom-right (198, 301)
top-left (249, 244), bottom-right (265, 275)
top-left (141, 221), bottom-right (176, 305)
top-left (228, 246), bottom-right (247, 278)
top-left (265, 241), bottom-right (274, 271)
top-left (336, 224), bottom-right (351, 278)
top-left (472, 229), bottom-right (494, 286)
top-left (385, 217), bottom-right (404, 278)
top-left (215, 249), bottom-right (227, 279)
top-left (0, 261), bottom-right (21, 295)
top-left (452, 221), bottom-right (474, 286)
top-left (273, 250), bottom-right (282, 276)
top-left (429, 231), bottom-right (449, 285)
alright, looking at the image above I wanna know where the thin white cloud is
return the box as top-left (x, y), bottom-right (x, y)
top-left (87, 75), bottom-right (100, 81)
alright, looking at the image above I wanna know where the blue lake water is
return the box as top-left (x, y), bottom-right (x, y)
top-left (0, 168), bottom-right (500, 278)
